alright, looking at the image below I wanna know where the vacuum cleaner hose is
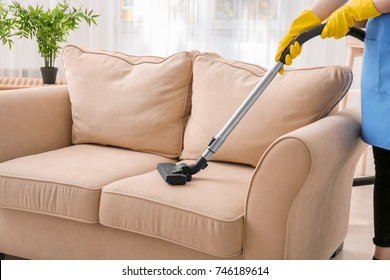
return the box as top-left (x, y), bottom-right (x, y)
top-left (279, 23), bottom-right (365, 64)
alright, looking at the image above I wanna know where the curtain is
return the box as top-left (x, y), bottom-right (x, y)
top-left (0, 0), bottom-right (348, 78)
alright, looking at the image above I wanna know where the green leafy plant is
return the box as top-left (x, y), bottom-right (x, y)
top-left (0, 2), bottom-right (14, 48)
top-left (9, 0), bottom-right (98, 68)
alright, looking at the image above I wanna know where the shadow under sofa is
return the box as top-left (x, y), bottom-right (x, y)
top-left (0, 48), bottom-right (367, 259)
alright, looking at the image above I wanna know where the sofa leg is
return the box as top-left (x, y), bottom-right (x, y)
top-left (330, 242), bottom-right (344, 259)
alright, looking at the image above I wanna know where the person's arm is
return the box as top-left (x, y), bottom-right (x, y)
top-left (373, 0), bottom-right (390, 13)
top-left (311, 0), bottom-right (349, 21)
top-left (311, 0), bottom-right (390, 16)
top-left (321, 0), bottom-right (382, 39)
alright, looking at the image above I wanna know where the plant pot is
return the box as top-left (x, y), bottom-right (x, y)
top-left (40, 67), bottom-right (58, 84)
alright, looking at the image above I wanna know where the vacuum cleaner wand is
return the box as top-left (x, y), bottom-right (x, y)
top-left (157, 24), bottom-right (365, 185)
top-left (157, 62), bottom-right (282, 185)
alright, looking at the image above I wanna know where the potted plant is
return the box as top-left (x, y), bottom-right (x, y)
top-left (0, 2), bottom-right (14, 48)
top-left (9, 0), bottom-right (98, 84)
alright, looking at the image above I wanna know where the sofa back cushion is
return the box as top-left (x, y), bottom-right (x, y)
top-left (180, 54), bottom-right (352, 167)
top-left (62, 46), bottom-right (194, 158)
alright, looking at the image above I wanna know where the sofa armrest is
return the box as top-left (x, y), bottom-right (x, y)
top-left (0, 85), bottom-right (72, 163)
top-left (243, 108), bottom-right (367, 259)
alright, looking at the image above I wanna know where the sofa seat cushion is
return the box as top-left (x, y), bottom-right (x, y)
top-left (99, 161), bottom-right (254, 257)
top-left (0, 144), bottom-right (175, 223)
top-left (62, 46), bottom-right (195, 158)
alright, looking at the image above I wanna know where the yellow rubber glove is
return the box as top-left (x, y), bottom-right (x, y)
top-left (275, 10), bottom-right (321, 74)
top-left (322, 0), bottom-right (381, 39)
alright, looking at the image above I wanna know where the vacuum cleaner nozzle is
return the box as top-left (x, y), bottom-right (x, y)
top-left (157, 162), bottom-right (191, 185)
top-left (157, 157), bottom-right (209, 185)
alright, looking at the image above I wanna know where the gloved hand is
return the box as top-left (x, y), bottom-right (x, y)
top-left (321, 0), bottom-right (381, 39)
top-left (275, 10), bottom-right (321, 74)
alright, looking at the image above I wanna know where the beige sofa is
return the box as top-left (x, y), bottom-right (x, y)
top-left (0, 47), bottom-right (366, 260)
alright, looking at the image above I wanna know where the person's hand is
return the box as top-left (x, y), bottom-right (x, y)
top-left (321, 0), bottom-right (381, 39)
top-left (275, 10), bottom-right (321, 74)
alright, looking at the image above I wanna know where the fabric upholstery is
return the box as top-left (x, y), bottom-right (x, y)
top-left (99, 161), bottom-right (254, 257)
top-left (0, 208), bottom-right (241, 260)
top-left (180, 54), bottom-right (352, 166)
top-left (0, 49), bottom-right (364, 260)
top-left (0, 86), bottom-right (72, 163)
top-left (0, 145), bottom-right (175, 223)
top-left (62, 46), bottom-right (194, 158)
top-left (244, 109), bottom-right (366, 259)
